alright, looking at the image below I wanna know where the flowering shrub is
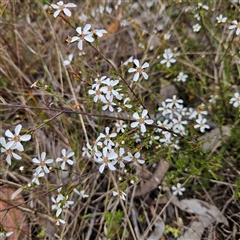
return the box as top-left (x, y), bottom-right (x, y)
top-left (0, 0), bottom-right (240, 239)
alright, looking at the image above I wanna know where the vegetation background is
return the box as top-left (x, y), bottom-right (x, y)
top-left (0, 0), bottom-right (239, 239)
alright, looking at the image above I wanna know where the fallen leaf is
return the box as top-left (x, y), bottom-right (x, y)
top-left (199, 126), bottom-right (231, 153)
top-left (177, 217), bottom-right (209, 240)
top-left (146, 217), bottom-right (165, 240)
top-left (103, 8), bottom-right (123, 38)
top-left (167, 192), bottom-right (229, 240)
top-left (134, 159), bottom-right (170, 197)
top-left (0, 186), bottom-right (29, 240)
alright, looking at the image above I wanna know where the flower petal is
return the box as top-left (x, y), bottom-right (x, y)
top-left (84, 34), bottom-right (94, 42)
top-left (61, 149), bottom-right (66, 156)
top-left (128, 68), bottom-right (136, 73)
top-left (56, 157), bottom-right (62, 162)
top-left (133, 72), bottom-right (140, 81)
top-left (15, 124), bottom-right (22, 135)
top-left (5, 130), bottom-right (14, 138)
top-left (99, 163), bottom-right (105, 173)
top-left (65, 3), bottom-right (77, 7)
top-left (71, 36), bottom-right (80, 43)
top-left (67, 152), bottom-right (74, 158)
top-left (83, 24), bottom-right (91, 33)
top-left (76, 27), bottom-right (82, 34)
top-left (41, 152), bottom-right (46, 160)
top-left (133, 112), bottom-right (140, 119)
top-left (142, 62), bottom-right (149, 68)
top-left (142, 72), bottom-right (148, 80)
top-left (53, 9), bottom-right (61, 18)
top-left (131, 122), bottom-right (139, 128)
top-left (142, 109), bottom-right (148, 118)
top-left (108, 162), bottom-right (116, 171)
top-left (133, 59), bottom-right (140, 67)
top-left (78, 40), bottom-right (83, 50)
top-left (20, 135), bottom-right (31, 141)
top-left (140, 124), bottom-right (146, 133)
top-left (63, 8), bottom-right (71, 17)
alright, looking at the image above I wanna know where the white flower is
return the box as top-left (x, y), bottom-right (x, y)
top-left (0, 231), bottom-right (13, 238)
top-left (116, 147), bottom-right (126, 168)
top-left (78, 13), bottom-right (88, 22)
top-left (197, 2), bottom-right (209, 10)
top-left (74, 188), bottom-right (89, 198)
top-left (133, 133), bottom-right (141, 143)
top-left (102, 95), bottom-right (116, 112)
top-left (32, 171), bottom-right (44, 185)
top-left (160, 51), bottom-right (176, 68)
top-left (138, 42), bottom-right (144, 49)
top-left (56, 149), bottom-right (74, 170)
top-left (95, 147), bottom-right (118, 173)
top-left (63, 53), bottom-right (73, 66)
top-left (156, 119), bottom-right (172, 133)
top-left (62, 195), bottom-right (74, 209)
top-left (164, 48), bottom-right (173, 54)
top-left (216, 14), bottom-right (227, 24)
top-left (97, 127), bottom-right (117, 147)
top-left (194, 13), bottom-right (200, 21)
top-left (100, 78), bottom-right (122, 100)
top-left (146, 0), bottom-right (154, 8)
top-left (92, 76), bottom-right (107, 89)
top-left (88, 85), bottom-right (106, 103)
top-left (5, 124), bottom-right (31, 151)
top-left (195, 103), bottom-right (208, 118)
top-left (52, 194), bottom-right (73, 217)
top-left (171, 183), bottom-right (185, 196)
top-left (115, 120), bottom-right (127, 133)
top-left (229, 20), bottom-right (240, 35)
top-left (194, 116), bottom-right (210, 133)
top-left (159, 133), bottom-right (172, 145)
top-left (106, 6), bottom-right (113, 14)
top-left (230, 92), bottom-right (240, 107)
top-left (148, 133), bottom-right (160, 145)
top-left (82, 144), bottom-right (91, 158)
top-left (172, 116), bottom-right (188, 132)
top-left (55, 217), bottom-right (66, 225)
top-left (19, 166), bottom-right (24, 171)
top-left (120, 19), bottom-right (130, 27)
top-left (193, 23), bottom-right (201, 32)
top-left (0, 137), bottom-right (21, 165)
top-left (71, 24), bottom-right (94, 50)
top-left (187, 107), bottom-right (197, 120)
top-left (128, 59), bottom-right (149, 81)
top-left (131, 109), bottom-right (153, 133)
top-left (51, 1), bottom-right (77, 18)
top-left (92, 28), bottom-right (107, 37)
top-left (164, 33), bottom-right (171, 40)
top-left (117, 97), bottom-right (132, 112)
top-left (98, 5), bottom-right (105, 14)
top-left (158, 101), bottom-right (171, 116)
top-left (209, 94), bottom-right (218, 103)
top-left (32, 152), bottom-right (53, 174)
top-left (113, 190), bottom-right (127, 201)
top-left (124, 152), bottom-right (145, 165)
top-left (165, 95), bottom-right (183, 109)
top-left (6, 232), bottom-right (13, 237)
top-left (123, 56), bottom-right (133, 65)
top-left (51, 196), bottom-right (62, 217)
top-left (176, 72), bottom-right (188, 82)
top-left (82, 142), bottom-right (102, 160)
